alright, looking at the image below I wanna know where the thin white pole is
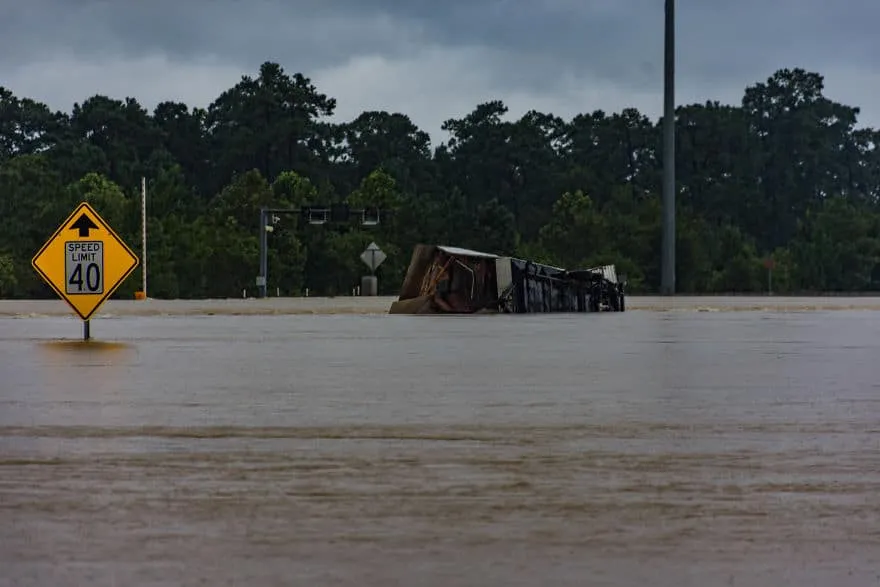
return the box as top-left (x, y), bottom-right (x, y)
top-left (141, 176), bottom-right (147, 298)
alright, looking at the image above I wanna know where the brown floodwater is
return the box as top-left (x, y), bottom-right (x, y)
top-left (1, 303), bottom-right (879, 586)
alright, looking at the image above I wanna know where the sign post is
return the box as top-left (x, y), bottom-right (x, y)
top-left (32, 202), bottom-right (139, 339)
top-left (359, 242), bottom-right (386, 296)
top-left (763, 257), bottom-right (775, 296)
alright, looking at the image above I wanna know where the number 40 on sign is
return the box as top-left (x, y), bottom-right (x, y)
top-left (32, 202), bottom-right (139, 328)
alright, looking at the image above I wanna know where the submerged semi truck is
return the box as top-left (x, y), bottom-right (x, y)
top-left (389, 244), bottom-right (625, 315)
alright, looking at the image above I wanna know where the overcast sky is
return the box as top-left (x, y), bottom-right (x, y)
top-left (2, 0), bottom-right (878, 145)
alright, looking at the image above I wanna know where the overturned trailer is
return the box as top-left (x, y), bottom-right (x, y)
top-left (389, 244), bottom-right (625, 315)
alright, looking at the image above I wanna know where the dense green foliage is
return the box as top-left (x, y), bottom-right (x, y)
top-left (1, 62), bottom-right (878, 298)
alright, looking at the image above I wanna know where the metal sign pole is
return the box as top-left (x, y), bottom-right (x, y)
top-left (254, 207), bottom-right (386, 298)
top-left (83, 320), bottom-right (90, 341)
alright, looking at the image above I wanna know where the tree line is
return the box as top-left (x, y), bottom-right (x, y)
top-left (1, 62), bottom-right (878, 298)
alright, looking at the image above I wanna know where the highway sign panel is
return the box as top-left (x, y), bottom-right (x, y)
top-left (360, 242), bottom-right (386, 272)
top-left (32, 202), bottom-right (139, 321)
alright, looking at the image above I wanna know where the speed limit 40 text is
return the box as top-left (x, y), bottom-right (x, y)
top-left (65, 241), bottom-right (104, 295)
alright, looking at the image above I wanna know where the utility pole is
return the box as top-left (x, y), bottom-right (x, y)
top-left (661, 0), bottom-right (676, 295)
top-left (258, 207), bottom-right (268, 298)
top-left (141, 176), bottom-right (147, 298)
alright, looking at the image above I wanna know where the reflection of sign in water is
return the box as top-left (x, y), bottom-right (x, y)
top-left (32, 202), bottom-right (139, 321)
top-left (360, 242), bottom-right (386, 273)
top-left (65, 241), bottom-right (104, 295)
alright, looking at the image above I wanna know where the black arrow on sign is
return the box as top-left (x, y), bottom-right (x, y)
top-left (69, 213), bottom-right (99, 237)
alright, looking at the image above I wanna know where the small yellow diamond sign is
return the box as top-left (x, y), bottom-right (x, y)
top-left (32, 202), bottom-right (139, 321)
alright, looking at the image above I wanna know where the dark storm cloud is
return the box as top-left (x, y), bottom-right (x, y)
top-left (6, 0), bottom-right (878, 89)
top-left (2, 0), bottom-right (879, 132)
top-left (1, 0), bottom-right (658, 85)
top-left (0, 1), bottom-right (422, 69)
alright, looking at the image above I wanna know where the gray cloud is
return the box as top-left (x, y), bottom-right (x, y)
top-left (2, 0), bottom-right (879, 144)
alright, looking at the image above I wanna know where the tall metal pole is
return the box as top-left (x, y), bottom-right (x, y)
top-left (141, 176), bottom-right (147, 298)
top-left (258, 207), bottom-right (268, 298)
top-left (661, 0), bottom-right (676, 295)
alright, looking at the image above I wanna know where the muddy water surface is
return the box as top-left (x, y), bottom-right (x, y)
top-left (1, 308), bottom-right (879, 586)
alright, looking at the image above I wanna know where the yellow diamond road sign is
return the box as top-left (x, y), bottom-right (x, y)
top-left (32, 202), bottom-right (139, 321)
